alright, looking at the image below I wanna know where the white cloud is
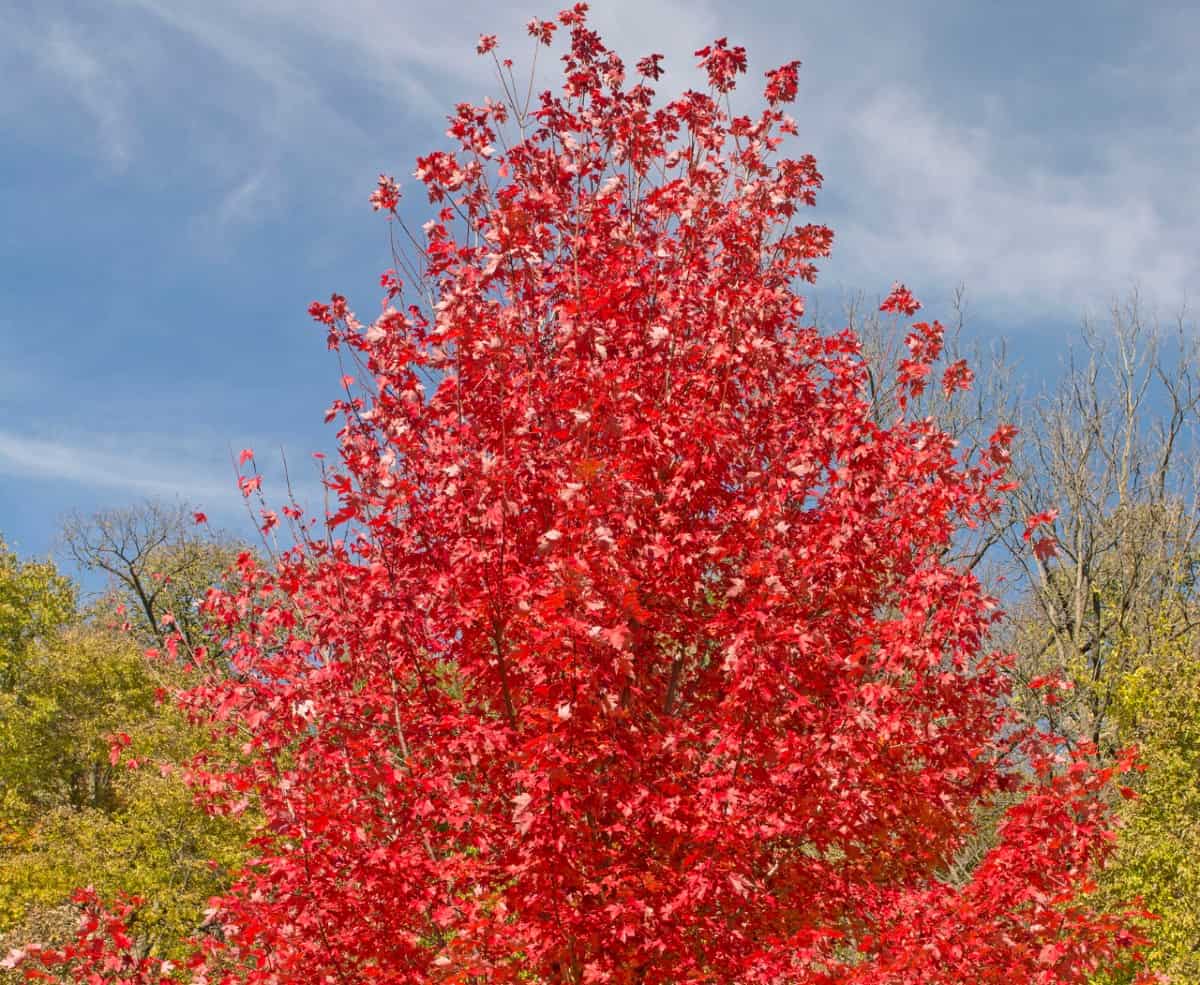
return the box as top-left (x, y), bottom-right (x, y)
top-left (820, 86), bottom-right (1199, 314)
top-left (189, 166), bottom-right (286, 243)
top-left (0, 431), bottom-right (232, 501)
top-left (104, 0), bottom-right (723, 249)
top-left (127, 0), bottom-right (719, 103)
top-left (7, 1), bottom-right (1197, 317)
top-left (31, 22), bottom-right (135, 167)
top-left (0, 431), bottom-right (325, 518)
top-left (217, 169), bottom-right (273, 226)
top-left (228, 0), bottom-right (1189, 316)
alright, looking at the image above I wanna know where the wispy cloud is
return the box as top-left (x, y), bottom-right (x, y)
top-left (160, 0), bottom-right (1191, 315)
top-left (217, 169), bottom-right (273, 225)
top-left (121, 0), bottom-right (719, 108)
top-left (23, 21), bottom-right (136, 168)
top-left (99, 0), bottom-right (723, 252)
top-left (189, 166), bottom-right (286, 244)
top-left (6, 1), bottom-right (1198, 318)
top-left (0, 430), bottom-right (325, 517)
top-left (0, 431), bottom-right (234, 502)
top-left (817, 86), bottom-right (1198, 314)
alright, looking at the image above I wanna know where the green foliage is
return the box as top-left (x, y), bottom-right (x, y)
top-left (1096, 618), bottom-right (1200, 985)
top-left (62, 500), bottom-right (248, 649)
top-left (990, 506), bottom-right (1200, 983)
top-left (0, 537), bottom-right (74, 691)
top-left (0, 537), bottom-right (250, 961)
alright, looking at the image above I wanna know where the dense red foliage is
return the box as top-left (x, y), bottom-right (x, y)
top-left (16, 6), bottom-right (1151, 983)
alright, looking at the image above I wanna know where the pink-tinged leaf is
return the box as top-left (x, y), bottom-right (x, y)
top-left (1023, 509), bottom-right (1059, 541)
top-left (880, 282), bottom-right (922, 316)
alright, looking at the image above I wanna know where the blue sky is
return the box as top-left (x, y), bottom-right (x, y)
top-left (1, 0), bottom-right (1197, 564)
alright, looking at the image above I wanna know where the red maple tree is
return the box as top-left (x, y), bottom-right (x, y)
top-left (16, 7), bottom-right (1152, 984)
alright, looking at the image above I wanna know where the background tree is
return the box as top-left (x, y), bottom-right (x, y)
top-left (973, 296), bottom-right (1200, 983)
top-left (61, 499), bottom-right (246, 651)
top-left (0, 537), bottom-right (76, 861)
top-left (0, 537), bottom-right (74, 692)
top-left (0, 537), bottom-right (249, 975)
top-left (1092, 598), bottom-right (1200, 985)
top-left (996, 294), bottom-right (1200, 761)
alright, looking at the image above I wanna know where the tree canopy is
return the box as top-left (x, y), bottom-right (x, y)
top-left (2, 9), bottom-right (1171, 985)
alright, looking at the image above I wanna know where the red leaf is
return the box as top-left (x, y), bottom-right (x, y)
top-left (22, 16), bottom-right (1139, 985)
top-left (880, 282), bottom-right (922, 316)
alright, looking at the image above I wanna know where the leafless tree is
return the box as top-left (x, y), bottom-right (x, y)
top-left (992, 292), bottom-right (1200, 760)
top-left (60, 499), bottom-right (246, 652)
